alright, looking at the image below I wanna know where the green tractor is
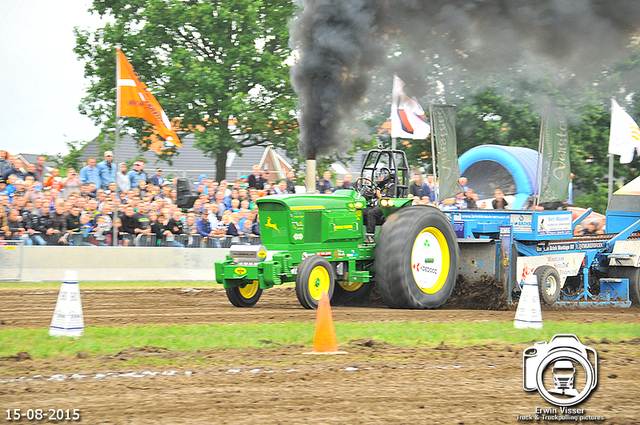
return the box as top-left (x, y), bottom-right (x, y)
top-left (214, 149), bottom-right (459, 309)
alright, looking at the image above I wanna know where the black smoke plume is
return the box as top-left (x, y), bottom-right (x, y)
top-left (290, 0), bottom-right (640, 159)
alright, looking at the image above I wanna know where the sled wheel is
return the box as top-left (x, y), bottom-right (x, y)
top-left (609, 267), bottom-right (640, 304)
top-left (226, 280), bottom-right (262, 307)
top-left (375, 206), bottom-right (459, 309)
top-left (296, 256), bottom-right (336, 309)
top-left (332, 280), bottom-right (373, 306)
top-left (533, 266), bottom-right (561, 305)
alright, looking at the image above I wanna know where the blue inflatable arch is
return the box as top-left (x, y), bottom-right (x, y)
top-left (458, 145), bottom-right (540, 210)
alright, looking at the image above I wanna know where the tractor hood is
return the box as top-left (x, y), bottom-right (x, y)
top-left (256, 190), bottom-right (366, 211)
top-left (255, 190), bottom-right (367, 250)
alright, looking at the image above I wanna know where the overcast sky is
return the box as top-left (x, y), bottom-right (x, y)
top-left (0, 0), bottom-right (103, 157)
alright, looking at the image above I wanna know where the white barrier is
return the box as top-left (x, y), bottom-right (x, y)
top-left (0, 247), bottom-right (229, 282)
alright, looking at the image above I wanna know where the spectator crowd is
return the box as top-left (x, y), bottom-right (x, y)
top-left (1, 149), bottom-right (590, 246)
top-left (0, 150), bottom-right (281, 247)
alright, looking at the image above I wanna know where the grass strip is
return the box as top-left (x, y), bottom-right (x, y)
top-left (1, 321), bottom-right (638, 359)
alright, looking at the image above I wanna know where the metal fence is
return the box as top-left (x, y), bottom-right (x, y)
top-left (1, 233), bottom-right (262, 248)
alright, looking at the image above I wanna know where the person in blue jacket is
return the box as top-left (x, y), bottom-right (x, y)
top-left (79, 157), bottom-right (101, 187)
top-left (96, 151), bottom-right (116, 190)
top-left (128, 161), bottom-right (147, 188)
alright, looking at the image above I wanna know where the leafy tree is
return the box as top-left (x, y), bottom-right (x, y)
top-left (568, 102), bottom-right (612, 213)
top-left (74, 0), bottom-right (298, 180)
top-left (47, 140), bottom-right (89, 175)
top-left (569, 98), bottom-right (640, 214)
top-left (454, 88), bottom-right (541, 154)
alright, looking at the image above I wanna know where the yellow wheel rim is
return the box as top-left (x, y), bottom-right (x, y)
top-left (411, 227), bottom-right (450, 294)
top-left (238, 280), bottom-right (259, 299)
top-left (308, 266), bottom-right (331, 301)
top-left (338, 280), bottom-right (364, 292)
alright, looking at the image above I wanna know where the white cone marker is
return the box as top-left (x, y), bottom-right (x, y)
top-left (514, 274), bottom-right (543, 329)
top-left (49, 270), bottom-right (84, 337)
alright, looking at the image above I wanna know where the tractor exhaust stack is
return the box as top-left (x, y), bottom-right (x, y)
top-left (306, 158), bottom-right (316, 193)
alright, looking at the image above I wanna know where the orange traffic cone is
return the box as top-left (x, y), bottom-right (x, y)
top-left (303, 291), bottom-right (348, 355)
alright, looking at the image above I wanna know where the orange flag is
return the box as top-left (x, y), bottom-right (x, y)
top-left (116, 49), bottom-right (182, 147)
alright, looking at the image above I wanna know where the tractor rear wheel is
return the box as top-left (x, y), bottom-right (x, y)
top-left (226, 280), bottom-right (263, 307)
top-left (533, 266), bottom-right (561, 305)
top-left (332, 280), bottom-right (373, 306)
top-left (375, 206), bottom-right (459, 309)
top-left (609, 266), bottom-right (640, 304)
top-left (295, 256), bottom-right (336, 309)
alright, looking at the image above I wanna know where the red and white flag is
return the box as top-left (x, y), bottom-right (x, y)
top-left (117, 49), bottom-right (182, 147)
top-left (609, 98), bottom-right (640, 164)
top-left (390, 75), bottom-right (430, 139)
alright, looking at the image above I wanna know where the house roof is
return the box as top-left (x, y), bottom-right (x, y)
top-left (12, 154), bottom-right (54, 172)
top-left (18, 136), bottom-right (377, 184)
top-left (77, 116), bottom-right (395, 183)
top-left (79, 134), bottom-right (294, 182)
top-left (17, 153), bottom-right (42, 165)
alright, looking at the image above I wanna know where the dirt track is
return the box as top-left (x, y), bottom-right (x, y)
top-left (2, 287), bottom-right (639, 328)
top-left (1, 287), bottom-right (639, 424)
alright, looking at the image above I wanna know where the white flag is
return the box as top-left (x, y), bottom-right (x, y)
top-left (391, 75), bottom-right (431, 139)
top-left (609, 99), bottom-right (640, 164)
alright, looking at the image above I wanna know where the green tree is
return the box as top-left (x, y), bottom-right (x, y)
top-left (47, 140), bottom-right (88, 175)
top-left (74, 0), bottom-right (298, 180)
top-left (454, 88), bottom-right (540, 154)
top-left (569, 98), bottom-right (640, 214)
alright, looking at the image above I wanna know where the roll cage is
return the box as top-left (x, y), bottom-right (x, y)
top-left (358, 149), bottom-right (410, 199)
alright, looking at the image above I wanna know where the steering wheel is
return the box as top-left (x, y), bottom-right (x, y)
top-left (354, 176), bottom-right (375, 199)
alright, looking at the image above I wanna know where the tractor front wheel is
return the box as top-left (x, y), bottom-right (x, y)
top-left (375, 206), bottom-right (459, 309)
top-left (295, 256), bottom-right (336, 309)
top-left (226, 280), bottom-right (263, 307)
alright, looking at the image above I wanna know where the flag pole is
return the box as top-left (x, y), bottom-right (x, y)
top-left (608, 153), bottom-right (614, 204)
top-left (115, 49), bottom-right (121, 162)
top-left (113, 48), bottom-right (121, 247)
top-left (429, 104), bottom-right (438, 203)
top-left (608, 98), bottom-right (614, 206)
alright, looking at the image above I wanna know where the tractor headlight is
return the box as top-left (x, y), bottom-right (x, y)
top-left (381, 199), bottom-right (393, 207)
top-left (355, 201), bottom-right (364, 209)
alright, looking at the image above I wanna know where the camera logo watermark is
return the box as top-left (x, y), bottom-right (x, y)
top-left (523, 334), bottom-right (597, 407)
